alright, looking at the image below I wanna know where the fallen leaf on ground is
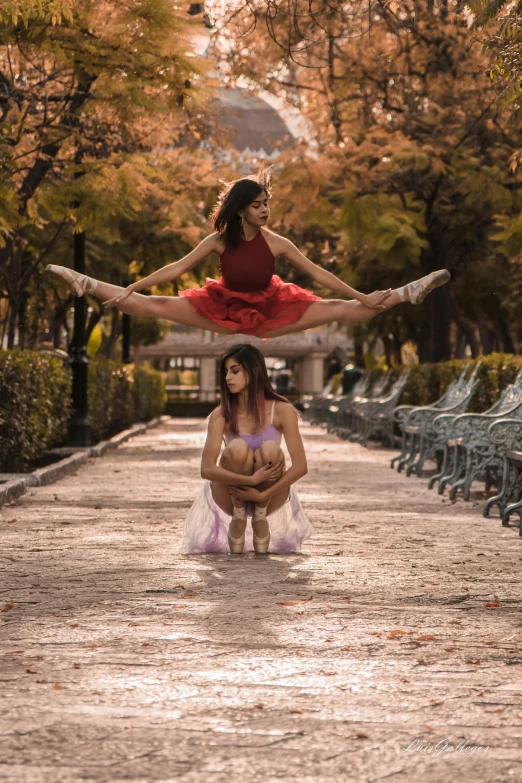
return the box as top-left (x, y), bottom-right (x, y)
top-left (7, 519), bottom-right (19, 524)
top-left (417, 635), bottom-right (436, 641)
top-left (485, 602), bottom-right (501, 608)
top-left (465, 659), bottom-right (481, 665)
top-left (53, 683), bottom-right (62, 690)
top-left (1, 602), bottom-right (15, 612)
top-left (276, 601), bottom-right (298, 606)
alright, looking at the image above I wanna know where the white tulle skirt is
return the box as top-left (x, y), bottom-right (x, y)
top-left (178, 480), bottom-right (314, 554)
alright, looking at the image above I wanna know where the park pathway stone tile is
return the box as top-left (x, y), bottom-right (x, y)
top-left (1, 417), bottom-right (521, 783)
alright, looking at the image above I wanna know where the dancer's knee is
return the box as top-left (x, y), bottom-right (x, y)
top-left (223, 439), bottom-right (252, 468)
top-left (256, 441), bottom-right (284, 465)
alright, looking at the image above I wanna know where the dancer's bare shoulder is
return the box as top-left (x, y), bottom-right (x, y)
top-left (273, 400), bottom-right (300, 431)
top-left (204, 232), bottom-right (225, 254)
top-left (207, 406), bottom-right (225, 427)
top-left (260, 228), bottom-right (289, 258)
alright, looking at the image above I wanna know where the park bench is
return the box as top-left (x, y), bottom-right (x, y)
top-left (390, 363), bottom-right (480, 477)
top-left (325, 374), bottom-right (372, 434)
top-left (483, 417), bottom-right (522, 532)
top-left (346, 369), bottom-right (411, 447)
top-left (428, 369), bottom-right (522, 500)
top-left (302, 375), bottom-right (340, 425)
top-left (329, 372), bottom-right (391, 438)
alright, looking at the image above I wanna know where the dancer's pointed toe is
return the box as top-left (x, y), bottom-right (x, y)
top-left (409, 269), bottom-right (451, 305)
top-left (45, 264), bottom-right (96, 297)
top-left (227, 530), bottom-right (245, 554)
top-left (253, 529), bottom-right (270, 554)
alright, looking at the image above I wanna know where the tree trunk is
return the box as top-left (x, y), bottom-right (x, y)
top-left (104, 309), bottom-right (120, 359)
top-left (6, 243), bottom-right (22, 349)
top-left (449, 292), bottom-right (480, 358)
top-left (493, 315), bottom-right (515, 354)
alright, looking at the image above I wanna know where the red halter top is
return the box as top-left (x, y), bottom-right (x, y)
top-left (219, 230), bottom-right (275, 292)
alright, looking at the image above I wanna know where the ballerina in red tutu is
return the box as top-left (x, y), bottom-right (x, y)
top-left (46, 172), bottom-right (450, 336)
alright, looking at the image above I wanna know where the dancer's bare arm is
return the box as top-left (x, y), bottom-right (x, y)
top-left (230, 404), bottom-right (307, 504)
top-left (103, 233), bottom-right (222, 307)
top-left (277, 235), bottom-right (391, 310)
top-left (201, 410), bottom-right (283, 486)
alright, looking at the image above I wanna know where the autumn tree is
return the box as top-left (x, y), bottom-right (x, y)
top-left (214, 0), bottom-right (522, 362)
top-left (0, 0), bottom-right (216, 349)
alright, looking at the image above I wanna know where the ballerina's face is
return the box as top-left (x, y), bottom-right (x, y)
top-left (224, 356), bottom-right (249, 394)
top-left (239, 190), bottom-right (270, 227)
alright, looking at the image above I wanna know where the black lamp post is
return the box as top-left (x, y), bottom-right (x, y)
top-left (121, 311), bottom-right (131, 364)
top-left (67, 229), bottom-right (92, 446)
top-left (121, 278), bottom-right (131, 364)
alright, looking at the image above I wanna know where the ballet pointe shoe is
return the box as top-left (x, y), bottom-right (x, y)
top-left (227, 528), bottom-right (245, 554)
top-left (403, 269), bottom-right (451, 305)
top-left (253, 528), bottom-right (270, 554)
top-left (228, 506), bottom-right (246, 554)
top-left (46, 264), bottom-right (98, 297)
top-left (252, 504), bottom-right (270, 554)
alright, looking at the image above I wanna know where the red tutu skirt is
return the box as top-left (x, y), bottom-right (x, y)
top-left (179, 274), bottom-right (322, 336)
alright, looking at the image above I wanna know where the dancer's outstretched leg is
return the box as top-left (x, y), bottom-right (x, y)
top-left (45, 265), bottom-right (236, 335)
top-left (261, 269), bottom-right (451, 338)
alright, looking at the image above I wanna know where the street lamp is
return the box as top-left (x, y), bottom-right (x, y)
top-left (67, 229), bottom-right (92, 446)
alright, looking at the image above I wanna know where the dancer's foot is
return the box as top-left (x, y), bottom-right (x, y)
top-left (398, 269), bottom-right (451, 305)
top-left (252, 504), bottom-right (270, 554)
top-left (46, 264), bottom-right (98, 297)
top-left (228, 506), bottom-right (247, 554)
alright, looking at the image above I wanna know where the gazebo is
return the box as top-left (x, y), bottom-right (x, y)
top-left (134, 325), bottom-right (352, 401)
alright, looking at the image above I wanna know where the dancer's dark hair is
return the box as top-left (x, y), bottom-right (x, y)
top-left (219, 343), bottom-right (289, 436)
top-left (211, 171), bottom-right (272, 249)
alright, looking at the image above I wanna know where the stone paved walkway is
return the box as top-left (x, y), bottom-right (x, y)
top-left (1, 417), bottom-right (522, 783)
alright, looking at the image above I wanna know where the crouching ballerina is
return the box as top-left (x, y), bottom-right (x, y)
top-left (179, 344), bottom-right (313, 555)
top-left (46, 171), bottom-right (450, 338)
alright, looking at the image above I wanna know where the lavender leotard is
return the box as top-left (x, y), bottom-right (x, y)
top-left (224, 400), bottom-right (281, 451)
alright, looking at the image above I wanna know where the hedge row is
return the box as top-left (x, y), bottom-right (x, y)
top-left (363, 353), bottom-right (522, 412)
top-left (0, 351), bottom-right (166, 472)
top-left (0, 351), bottom-right (72, 474)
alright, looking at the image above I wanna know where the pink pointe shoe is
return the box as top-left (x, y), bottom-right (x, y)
top-left (228, 508), bottom-right (246, 554)
top-left (227, 528), bottom-right (246, 554)
top-left (404, 269), bottom-right (451, 305)
top-left (46, 264), bottom-right (97, 297)
top-left (253, 529), bottom-right (271, 554)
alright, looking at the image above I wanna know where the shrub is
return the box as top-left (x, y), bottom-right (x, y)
top-left (369, 353), bottom-right (522, 410)
top-left (133, 363), bottom-right (167, 422)
top-left (0, 352), bottom-right (166, 471)
top-left (87, 359), bottom-right (135, 443)
top-left (0, 350), bottom-right (71, 472)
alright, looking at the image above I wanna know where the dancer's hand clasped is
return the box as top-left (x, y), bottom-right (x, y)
top-left (359, 289), bottom-right (393, 310)
top-left (103, 283), bottom-right (137, 309)
top-left (227, 459), bottom-right (283, 501)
